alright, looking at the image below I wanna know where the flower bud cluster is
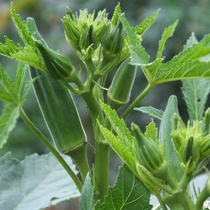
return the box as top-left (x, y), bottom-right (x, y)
top-left (62, 8), bottom-right (110, 59)
top-left (62, 7), bottom-right (129, 65)
top-left (172, 110), bottom-right (210, 174)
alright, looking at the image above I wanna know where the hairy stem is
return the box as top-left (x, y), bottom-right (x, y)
top-left (19, 108), bottom-right (83, 192)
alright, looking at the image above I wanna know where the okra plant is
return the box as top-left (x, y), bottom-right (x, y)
top-left (1, 2), bottom-right (210, 210)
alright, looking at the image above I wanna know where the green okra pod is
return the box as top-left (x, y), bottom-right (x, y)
top-left (107, 58), bottom-right (137, 110)
top-left (26, 17), bottom-right (89, 181)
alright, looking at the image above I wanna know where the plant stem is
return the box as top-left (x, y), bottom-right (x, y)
top-left (156, 194), bottom-right (168, 210)
top-left (121, 83), bottom-right (153, 119)
top-left (196, 182), bottom-right (210, 209)
top-left (81, 90), bottom-right (110, 201)
top-left (94, 140), bottom-right (110, 201)
top-left (19, 108), bottom-right (83, 192)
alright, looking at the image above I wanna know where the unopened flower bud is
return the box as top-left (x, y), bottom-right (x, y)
top-left (62, 9), bottom-right (80, 49)
top-left (198, 134), bottom-right (210, 158)
top-left (102, 20), bottom-right (124, 56)
top-left (35, 40), bottom-right (75, 82)
top-left (179, 136), bottom-right (199, 173)
top-left (131, 123), bottom-right (164, 172)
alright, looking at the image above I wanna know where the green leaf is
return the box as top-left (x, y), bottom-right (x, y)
top-left (10, 2), bottom-right (34, 46)
top-left (95, 164), bottom-right (152, 210)
top-left (0, 63), bottom-right (17, 102)
top-left (130, 45), bottom-right (150, 65)
top-left (0, 152), bottom-right (80, 210)
top-left (0, 37), bottom-right (46, 71)
top-left (0, 103), bottom-right (19, 148)
top-left (0, 88), bottom-right (13, 103)
top-left (11, 45), bottom-right (46, 71)
top-left (0, 36), bottom-right (22, 56)
top-left (100, 102), bottom-right (136, 152)
top-left (98, 124), bottom-right (139, 175)
top-left (144, 120), bottom-right (158, 143)
top-left (0, 5), bottom-right (46, 71)
top-left (183, 33), bottom-right (198, 50)
top-left (159, 95), bottom-right (182, 180)
top-left (119, 14), bottom-right (140, 47)
top-left (79, 174), bottom-right (94, 210)
top-left (156, 20), bottom-right (178, 59)
top-left (131, 28), bottom-right (210, 85)
top-left (0, 62), bottom-right (34, 105)
top-left (15, 62), bottom-right (27, 101)
top-left (182, 79), bottom-right (210, 121)
top-left (134, 106), bottom-right (163, 120)
top-left (135, 9), bottom-right (160, 35)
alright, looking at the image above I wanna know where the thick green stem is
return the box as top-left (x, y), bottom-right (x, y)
top-left (80, 90), bottom-right (110, 201)
top-left (121, 83), bottom-right (154, 119)
top-left (94, 141), bottom-right (110, 201)
top-left (67, 142), bottom-right (90, 182)
top-left (19, 108), bottom-right (83, 192)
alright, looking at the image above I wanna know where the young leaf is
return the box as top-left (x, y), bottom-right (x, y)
top-left (156, 20), bottom-right (178, 59)
top-left (100, 102), bottom-right (136, 151)
top-left (134, 106), bottom-right (163, 120)
top-left (119, 14), bottom-right (140, 47)
top-left (98, 124), bottom-right (139, 175)
top-left (95, 164), bottom-right (152, 210)
top-left (0, 103), bottom-right (19, 148)
top-left (135, 9), bottom-right (160, 35)
top-left (144, 120), bottom-right (158, 143)
top-left (0, 153), bottom-right (80, 210)
top-left (79, 174), bottom-right (94, 210)
top-left (182, 79), bottom-right (210, 121)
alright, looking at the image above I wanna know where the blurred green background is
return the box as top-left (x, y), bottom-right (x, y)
top-left (0, 0), bottom-right (210, 209)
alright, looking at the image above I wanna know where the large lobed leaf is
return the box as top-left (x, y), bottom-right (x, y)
top-left (129, 17), bottom-right (210, 85)
top-left (182, 79), bottom-right (210, 121)
top-left (0, 152), bottom-right (80, 210)
top-left (79, 174), bottom-right (94, 210)
top-left (0, 104), bottom-right (19, 148)
top-left (95, 164), bottom-right (152, 210)
top-left (0, 61), bottom-right (40, 150)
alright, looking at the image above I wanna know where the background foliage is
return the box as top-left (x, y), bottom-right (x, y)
top-left (0, 0), bottom-right (210, 209)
